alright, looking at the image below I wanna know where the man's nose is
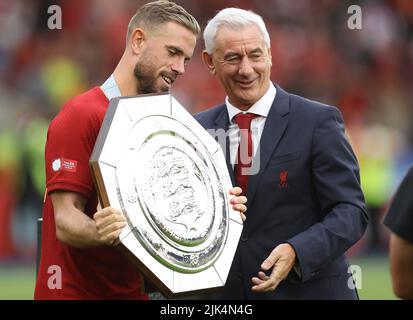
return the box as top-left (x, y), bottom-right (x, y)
top-left (171, 58), bottom-right (185, 75)
top-left (238, 56), bottom-right (254, 76)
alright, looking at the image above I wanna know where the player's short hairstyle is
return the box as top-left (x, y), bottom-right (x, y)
top-left (203, 8), bottom-right (271, 54)
top-left (126, 1), bottom-right (200, 43)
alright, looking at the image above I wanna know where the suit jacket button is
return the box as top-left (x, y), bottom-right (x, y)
top-left (241, 234), bottom-right (248, 242)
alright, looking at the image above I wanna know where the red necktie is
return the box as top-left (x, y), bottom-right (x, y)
top-left (234, 113), bottom-right (258, 196)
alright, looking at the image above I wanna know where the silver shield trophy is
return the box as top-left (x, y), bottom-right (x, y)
top-left (90, 93), bottom-right (243, 298)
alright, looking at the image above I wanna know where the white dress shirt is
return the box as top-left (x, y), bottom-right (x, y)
top-left (226, 82), bottom-right (276, 168)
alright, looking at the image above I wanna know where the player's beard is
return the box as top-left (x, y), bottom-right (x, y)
top-left (133, 60), bottom-right (169, 94)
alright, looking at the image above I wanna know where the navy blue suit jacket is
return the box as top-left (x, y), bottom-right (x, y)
top-left (194, 84), bottom-right (368, 299)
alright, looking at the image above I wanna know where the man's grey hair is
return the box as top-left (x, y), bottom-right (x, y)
top-left (203, 8), bottom-right (271, 54)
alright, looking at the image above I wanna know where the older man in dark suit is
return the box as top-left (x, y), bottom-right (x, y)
top-left (195, 8), bottom-right (368, 299)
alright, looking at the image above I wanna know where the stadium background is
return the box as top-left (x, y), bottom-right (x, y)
top-left (1, 0), bottom-right (413, 299)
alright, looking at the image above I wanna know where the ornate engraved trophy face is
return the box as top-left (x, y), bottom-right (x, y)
top-left (90, 93), bottom-right (243, 297)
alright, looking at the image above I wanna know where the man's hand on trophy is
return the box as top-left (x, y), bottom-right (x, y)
top-left (94, 207), bottom-right (127, 246)
top-left (229, 187), bottom-right (247, 222)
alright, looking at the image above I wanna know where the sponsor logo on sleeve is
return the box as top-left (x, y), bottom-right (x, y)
top-left (52, 158), bottom-right (77, 173)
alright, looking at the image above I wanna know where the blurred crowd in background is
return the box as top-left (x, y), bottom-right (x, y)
top-left (1, 0), bottom-right (413, 263)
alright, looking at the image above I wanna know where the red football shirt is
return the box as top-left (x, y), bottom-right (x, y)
top-left (34, 87), bottom-right (147, 299)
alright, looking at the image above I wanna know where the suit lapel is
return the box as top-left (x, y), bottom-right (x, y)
top-left (213, 106), bottom-right (236, 185)
top-left (247, 85), bottom-right (290, 206)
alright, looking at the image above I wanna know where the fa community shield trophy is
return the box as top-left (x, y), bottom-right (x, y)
top-left (90, 93), bottom-right (243, 298)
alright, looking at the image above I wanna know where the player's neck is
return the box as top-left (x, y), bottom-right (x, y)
top-left (113, 55), bottom-right (138, 97)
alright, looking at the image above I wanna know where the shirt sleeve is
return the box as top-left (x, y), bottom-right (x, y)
top-left (45, 102), bottom-right (101, 199)
top-left (383, 165), bottom-right (413, 244)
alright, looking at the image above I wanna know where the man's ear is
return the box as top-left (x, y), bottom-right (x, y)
top-left (268, 47), bottom-right (272, 67)
top-left (129, 28), bottom-right (146, 54)
top-left (202, 50), bottom-right (216, 75)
